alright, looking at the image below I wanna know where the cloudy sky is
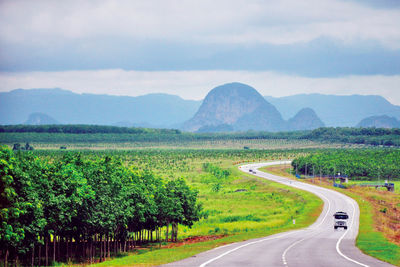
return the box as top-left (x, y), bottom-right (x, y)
top-left (1, 0), bottom-right (400, 103)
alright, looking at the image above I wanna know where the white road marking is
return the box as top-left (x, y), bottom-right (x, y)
top-left (199, 162), bottom-right (370, 267)
top-left (281, 192), bottom-right (331, 266)
top-left (199, 231), bottom-right (298, 267)
top-left (336, 197), bottom-right (369, 267)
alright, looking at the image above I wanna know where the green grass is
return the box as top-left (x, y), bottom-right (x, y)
top-left (1, 132), bottom-right (356, 150)
top-left (93, 163), bottom-right (323, 266)
top-left (259, 165), bottom-right (400, 266)
top-left (347, 180), bottom-right (400, 189)
top-left (340, 190), bottom-right (400, 266)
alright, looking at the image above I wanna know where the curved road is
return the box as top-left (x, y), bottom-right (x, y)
top-left (164, 162), bottom-right (394, 267)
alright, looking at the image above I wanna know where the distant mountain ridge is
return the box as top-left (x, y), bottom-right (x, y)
top-left (0, 88), bottom-right (201, 127)
top-left (1, 85), bottom-right (399, 131)
top-left (357, 115), bottom-right (400, 128)
top-left (183, 83), bottom-right (323, 132)
top-left (265, 94), bottom-right (400, 127)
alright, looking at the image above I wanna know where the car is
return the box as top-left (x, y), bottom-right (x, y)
top-left (333, 211), bottom-right (349, 230)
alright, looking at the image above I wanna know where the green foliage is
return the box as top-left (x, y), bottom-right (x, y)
top-left (94, 164), bottom-right (323, 266)
top-left (338, 191), bottom-right (400, 265)
top-left (0, 124), bottom-right (181, 135)
top-left (202, 163), bottom-right (231, 179)
top-left (1, 125), bottom-right (399, 147)
top-left (0, 145), bottom-right (26, 253)
top-left (292, 149), bottom-right (400, 180)
top-left (0, 147), bottom-right (202, 265)
top-left (304, 127), bottom-right (400, 146)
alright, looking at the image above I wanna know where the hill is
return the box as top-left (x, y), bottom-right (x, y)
top-left (183, 83), bottom-right (285, 132)
top-left (24, 112), bottom-right (59, 125)
top-left (288, 108), bottom-right (325, 131)
top-left (265, 94), bottom-right (400, 127)
top-left (357, 115), bottom-right (400, 128)
top-left (0, 88), bottom-right (201, 127)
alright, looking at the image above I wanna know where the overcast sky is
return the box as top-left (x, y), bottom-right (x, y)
top-left (1, 0), bottom-right (399, 104)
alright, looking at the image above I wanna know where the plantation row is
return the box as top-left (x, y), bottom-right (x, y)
top-left (0, 124), bottom-right (181, 135)
top-left (0, 146), bottom-right (202, 266)
top-left (1, 125), bottom-right (399, 146)
top-left (292, 149), bottom-right (400, 180)
top-left (304, 127), bottom-right (400, 146)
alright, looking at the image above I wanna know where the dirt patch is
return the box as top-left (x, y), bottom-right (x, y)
top-left (353, 187), bottom-right (400, 245)
top-left (165, 235), bottom-right (227, 248)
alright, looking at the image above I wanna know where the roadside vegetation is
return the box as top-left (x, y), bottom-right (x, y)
top-left (94, 160), bottom-right (323, 266)
top-left (0, 146), bottom-right (203, 266)
top-left (2, 127), bottom-right (400, 266)
top-left (1, 125), bottom-right (400, 147)
top-left (262, 162), bottom-right (400, 266)
top-left (292, 149), bottom-right (400, 180)
top-left (1, 147), bottom-right (323, 266)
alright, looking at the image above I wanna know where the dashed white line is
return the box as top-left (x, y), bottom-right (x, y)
top-left (281, 192), bottom-right (331, 266)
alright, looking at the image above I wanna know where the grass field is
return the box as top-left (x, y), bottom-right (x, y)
top-left (261, 165), bottom-right (400, 266)
top-left (1, 132), bottom-right (368, 150)
top-left (94, 161), bottom-right (323, 266)
top-left (3, 148), bottom-right (322, 266)
top-left (5, 141), bottom-right (397, 266)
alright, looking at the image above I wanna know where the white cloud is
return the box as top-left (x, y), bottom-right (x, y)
top-left (1, 69), bottom-right (399, 105)
top-left (0, 0), bottom-right (400, 48)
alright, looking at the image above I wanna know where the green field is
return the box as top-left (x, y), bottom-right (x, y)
top-left (1, 147), bottom-right (323, 266)
top-left (93, 159), bottom-right (323, 266)
top-left (2, 134), bottom-right (356, 150)
top-left (2, 131), bottom-right (400, 266)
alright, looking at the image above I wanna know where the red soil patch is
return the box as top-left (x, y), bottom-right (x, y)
top-left (165, 235), bottom-right (226, 248)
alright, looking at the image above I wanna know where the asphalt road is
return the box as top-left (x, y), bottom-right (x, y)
top-left (163, 161), bottom-right (394, 267)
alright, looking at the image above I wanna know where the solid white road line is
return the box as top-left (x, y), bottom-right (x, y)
top-left (199, 162), bottom-right (370, 267)
top-left (251, 162), bottom-right (370, 266)
top-left (198, 231), bottom-right (299, 267)
top-left (335, 197), bottom-right (369, 267)
top-left (281, 192), bottom-right (331, 266)
top-left (254, 163), bottom-right (369, 266)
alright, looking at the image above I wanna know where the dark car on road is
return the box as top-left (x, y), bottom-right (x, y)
top-left (333, 211), bottom-right (349, 230)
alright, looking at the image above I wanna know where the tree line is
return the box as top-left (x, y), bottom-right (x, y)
top-left (0, 125), bottom-right (181, 135)
top-left (303, 127), bottom-right (400, 146)
top-left (0, 145), bottom-right (202, 266)
top-left (292, 149), bottom-right (400, 180)
top-left (1, 125), bottom-right (400, 146)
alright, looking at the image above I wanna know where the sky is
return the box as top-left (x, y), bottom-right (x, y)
top-left (0, 0), bottom-right (400, 104)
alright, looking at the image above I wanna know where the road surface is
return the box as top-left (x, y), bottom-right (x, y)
top-left (163, 161), bottom-right (394, 267)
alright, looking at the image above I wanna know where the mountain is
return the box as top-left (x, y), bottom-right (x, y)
top-left (356, 115), bottom-right (400, 128)
top-left (265, 94), bottom-right (400, 127)
top-left (0, 88), bottom-right (202, 127)
top-left (25, 112), bottom-right (59, 125)
top-left (287, 108), bottom-right (325, 131)
top-left (196, 124), bottom-right (234, 133)
top-left (183, 82), bottom-right (285, 132)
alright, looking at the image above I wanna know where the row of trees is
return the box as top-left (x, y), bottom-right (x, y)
top-left (292, 149), bottom-right (400, 180)
top-left (304, 127), bottom-right (400, 146)
top-left (0, 125), bottom-right (181, 135)
top-left (0, 146), bottom-right (202, 266)
top-left (2, 125), bottom-right (399, 146)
